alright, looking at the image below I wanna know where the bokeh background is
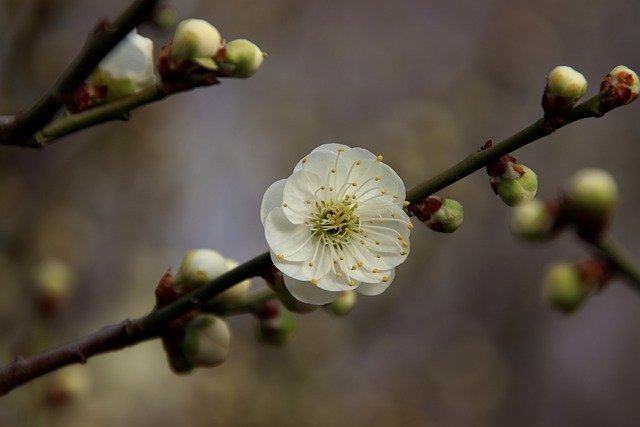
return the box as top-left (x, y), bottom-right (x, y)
top-left (1, 0), bottom-right (640, 426)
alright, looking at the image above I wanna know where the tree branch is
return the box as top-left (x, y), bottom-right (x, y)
top-left (0, 0), bottom-right (160, 147)
top-left (0, 89), bottom-right (637, 396)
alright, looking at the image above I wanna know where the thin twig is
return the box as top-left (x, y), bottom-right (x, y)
top-left (594, 236), bottom-right (640, 293)
top-left (0, 0), bottom-right (160, 147)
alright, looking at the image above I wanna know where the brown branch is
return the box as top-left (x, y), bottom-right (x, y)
top-left (0, 252), bottom-right (273, 395)
top-left (0, 0), bottom-right (161, 148)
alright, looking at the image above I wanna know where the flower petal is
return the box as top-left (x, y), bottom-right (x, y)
top-left (317, 268), bottom-right (357, 291)
top-left (356, 269), bottom-right (395, 296)
top-left (282, 170), bottom-right (321, 224)
top-left (264, 208), bottom-right (314, 262)
top-left (260, 179), bottom-right (286, 224)
top-left (270, 252), bottom-right (314, 281)
top-left (283, 274), bottom-right (339, 304)
top-left (293, 143), bottom-right (350, 172)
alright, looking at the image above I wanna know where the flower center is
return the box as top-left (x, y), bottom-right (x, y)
top-left (310, 199), bottom-right (359, 246)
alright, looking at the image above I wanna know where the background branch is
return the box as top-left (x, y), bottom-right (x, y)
top-left (0, 0), bottom-right (160, 147)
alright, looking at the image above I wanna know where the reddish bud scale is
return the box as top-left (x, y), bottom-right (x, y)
top-left (157, 43), bottom-right (220, 90)
top-left (559, 194), bottom-right (612, 240)
top-left (485, 155), bottom-right (519, 178)
top-left (160, 311), bottom-right (198, 373)
top-left (575, 259), bottom-right (612, 292)
top-left (409, 196), bottom-right (443, 223)
top-left (600, 75), bottom-right (638, 111)
top-left (154, 270), bottom-right (178, 308)
top-left (65, 84), bottom-right (108, 114)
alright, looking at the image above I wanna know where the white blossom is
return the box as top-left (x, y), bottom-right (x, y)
top-left (89, 30), bottom-right (156, 100)
top-left (261, 143), bottom-right (412, 304)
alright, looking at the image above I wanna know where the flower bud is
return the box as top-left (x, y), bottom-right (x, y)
top-left (324, 290), bottom-right (357, 316)
top-left (88, 30), bottom-right (156, 101)
top-left (216, 39), bottom-right (265, 78)
top-left (491, 164), bottom-right (538, 207)
top-left (546, 66), bottom-right (587, 102)
top-left (565, 168), bottom-right (618, 217)
top-left (213, 258), bottom-right (252, 304)
top-left (31, 257), bottom-right (75, 315)
top-left (255, 300), bottom-right (297, 346)
top-left (410, 196), bottom-right (463, 233)
top-left (182, 315), bottom-right (231, 367)
top-left (600, 65), bottom-right (639, 108)
top-left (150, 4), bottom-right (177, 31)
top-left (510, 199), bottom-right (556, 240)
top-left (542, 262), bottom-right (588, 313)
top-left (175, 249), bottom-right (228, 291)
top-left (171, 19), bottom-right (222, 69)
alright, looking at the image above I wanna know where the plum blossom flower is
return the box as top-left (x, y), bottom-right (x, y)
top-left (261, 143), bottom-right (412, 304)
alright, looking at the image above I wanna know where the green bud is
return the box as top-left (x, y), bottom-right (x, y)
top-left (325, 290), bottom-right (357, 316)
top-left (494, 165), bottom-right (538, 207)
top-left (183, 315), bottom-right (231, 367)
top-left (510, 199), bottom-right (554, 240)
top-left (44, 366), bottom-right (91, 406)
top-left (547, 66), bottom-right (588, 102)
top-left (565, 168), bottom-right (618, 217)
top-left (256, 301), bottom-right (297, 346)
top-left (217, 39), bottom-right (265, 78)
top-left (175, 249), bottom-right (228, 290)
top-left (171, 19), bottom-right (222, 69)
top-left (432, 198), bottom-right (463, 233)
top-left (542, 263), bottom-right (588, 313)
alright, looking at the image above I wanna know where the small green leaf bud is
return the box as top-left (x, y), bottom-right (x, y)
top-left (325, 290), bottom-right (357, 316)
top-left (182, 314), bottom-right (231, 367)
top-left (255, 300), bottom-right (297, 346)
top-left (171, 19), bottom-right (222, 69)
top-left (565, 168), bottom-right (618, 217)
top-left (542, 262), bottom-right (588, 313)
top-left (492, 165), bottom-right (538, 207)
top-left (547, 66), bottom-right (588, 102)
top-left (31, 257), bottom-right (75, 315)
top-left (213, 258), bottom-right (252, 304)
top-left (410, 196), bottom-right (463, 233)
top-left (510, 199), bottom-right (556, 241)
top-left (150, 4), bottom-right (177, 31)
top-left (88, 30), bottom-right (156, 101)
top-left (216, 39), bottom-right (265, 78)
top-left (175, 249), bottom-right (227, 290)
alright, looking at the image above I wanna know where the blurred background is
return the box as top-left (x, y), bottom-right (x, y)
top-left (1, 0), bottom-right (640, 426)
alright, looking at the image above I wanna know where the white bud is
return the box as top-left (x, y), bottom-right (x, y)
top-left (171, 19), bottom-right (222, 69)
top-left (183, 315), bottom-right (230, 367)
top-left (175, 249), bottom-right (227, 289)
top-left (547, 66), bottom-right (588, 102)
top-left (218, 39), bottom-right (265, 78)
top-left (89, 30), bottom-right (156, 100)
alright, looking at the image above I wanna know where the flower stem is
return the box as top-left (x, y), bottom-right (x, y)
top-left (593, 236), bottom-right (640, 291)
top-left (406, 91), bottom-right (604, 203)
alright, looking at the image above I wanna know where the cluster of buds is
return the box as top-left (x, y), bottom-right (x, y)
top-left (508, 169), bottom-right (620, 313)
top-left (542, 259), bottom-right (612, 313)
top-left (66, 19), bottom-right (265, 112)
top-left (159, 19), bottom-right (265, 87)
top-left (156, 249), bottom-right (252, 373)
top-left (483, 142), bottom-right (538, 207)
top-left (600, 65), bottom-right (640, 111)
top-left (409, 196), bottom-right (464, 233)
